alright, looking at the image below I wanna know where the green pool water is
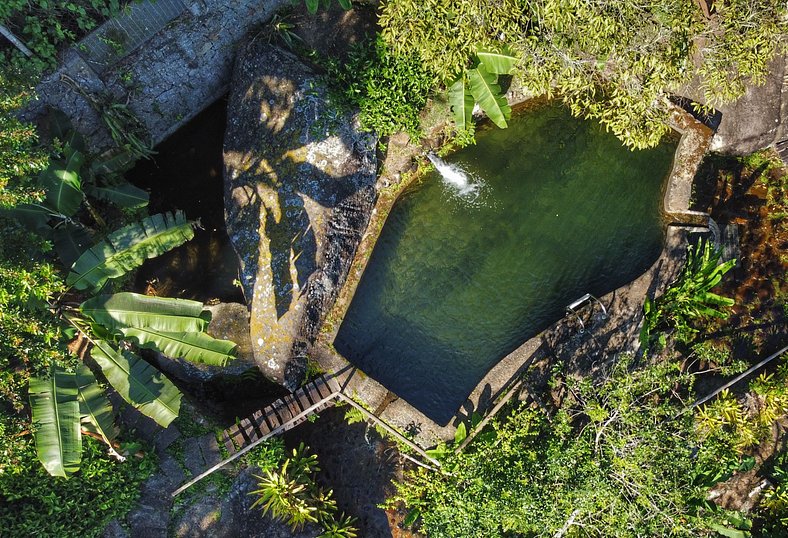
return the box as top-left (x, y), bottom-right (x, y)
top-left (335, 104), bottom-right (677, 425)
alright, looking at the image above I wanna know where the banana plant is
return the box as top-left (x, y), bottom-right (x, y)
top-left (640, 240), bottom-right (736, 350)
top-left (67, 211), bottom-right (194, 291)
top-left (80, 293), bottom-right (238, 367)
top-left (2, 117), bottom-right (149, 268)
top-left (449, 47), bottom-right (518, 131)
top-left (20, 112), bottom-right (238, 477)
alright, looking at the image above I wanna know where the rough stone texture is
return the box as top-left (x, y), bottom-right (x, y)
top-left (663, 102), bottom-right (714, 225)
top-left (681, 53), bottom-right (788, 155)
top-left (172, 468), bottom-right (320, 538)
top-left (20, 0), bottom-right (291, 151)
top-left (223, 42), bottom-right (377, 389)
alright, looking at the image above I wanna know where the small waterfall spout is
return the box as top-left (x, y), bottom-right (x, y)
top-left (427, 152), bottom-right (480, 199)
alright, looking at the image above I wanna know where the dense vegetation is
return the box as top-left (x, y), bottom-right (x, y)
top-left (1, 0), bottom-right (787, 535)
top-left (378, 0), bottom-right (788, 148)
top-left (391, 241), bottom-right (787, 536)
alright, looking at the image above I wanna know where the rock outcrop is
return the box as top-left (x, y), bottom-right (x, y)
top-left (682, 53), bottom-right (788, 155)
top-left (223, 43), bottom-right (377, 389)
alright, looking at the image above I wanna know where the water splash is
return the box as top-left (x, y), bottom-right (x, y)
top-left (427, 152), bottom-right (483, 201)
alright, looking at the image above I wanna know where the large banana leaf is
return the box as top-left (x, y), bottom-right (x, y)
top-left (67, 211), bottom-right (194, 291)
top-left (448, 75), bottom-right (474, 132)
top-left (75, 364), bottom-right (118, 446)
top-left (1, 203), bottom-right (53, 233)
top-left (467, 66), bottom-right (511, 129)
top-left (476, 47), bottom-right (518, 75)
top-left (121, 327), bottom-right (237, 367)
top-left (90, 340), bottom-right (181, 427)
top-left (28, 367), bottom-right (82, 477)
top-left (85, 183), bottom-right (149, 209)
top-left (41, 151), bottom-right (85, 217)
top-left (80, 292), bottom-right (210, 333)
top-left (53, 223), bottom-right (92, 269)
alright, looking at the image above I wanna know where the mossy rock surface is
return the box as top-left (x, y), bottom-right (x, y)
top-left (223, 42), bottom-right (377, 388)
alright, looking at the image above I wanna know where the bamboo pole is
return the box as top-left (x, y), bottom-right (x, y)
top-left (336, 393), bottom-right (442, 469)
top-left (685, 344), bottom-right (788, 412)
top-left (171, 392), bottom-right (339, 497)
top-left (0, 24), bottom-right (33, 57)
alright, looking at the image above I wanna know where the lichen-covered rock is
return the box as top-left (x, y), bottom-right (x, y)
top-left (223, 43), bottom-right (377, 388)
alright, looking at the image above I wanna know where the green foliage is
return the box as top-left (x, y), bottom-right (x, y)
top-left (243, 437), bottom-right (287, 472)
top-left (250, 443), bottom-right (359, 535)
top-left (75, 364), bottom-right (118, 447)
top-left (641, 240), bottom-right (735, 350)
top-left (89, 339), bottom-right (181, 427)
top-left (0, 65), bottom-right (47, 207)
top-left (67, 211), bottom-right (194, 291)
top-left (0, 0), bottom-right (122, 71)
top-left (324, 37), bottom-right (434, 139)
top-left (465, 65), bottom-right (510, 129)
top-left (696, 355), bottom-right (788, 453)
top-left (28, 367), bottom-right (82, 477)
top-left (391, 354), bottom-right (743, 537)
top-left (754, 445), bottom-right (788, 536)
top-left (80, 292), bottom-right (237, 366)
top-left (0, 429), bottom-right (155, 537)
top-left (379, 0), bottom-right (788, 149)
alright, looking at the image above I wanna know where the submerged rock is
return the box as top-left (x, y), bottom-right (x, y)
top-left (223, 43), bottom-right (377, 388)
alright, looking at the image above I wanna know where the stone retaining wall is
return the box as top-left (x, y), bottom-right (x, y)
top-left (314, 97), bottom-right (716, 445)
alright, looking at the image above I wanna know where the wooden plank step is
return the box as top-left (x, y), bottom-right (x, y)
top-left (221, 431), bottom-right (236, 455)
top-left (311, 379), bottom-right (331, 400)
top-left (323, 375), bottom-right (341, 393)
top-left (240, 418), bottom-right (260, 442)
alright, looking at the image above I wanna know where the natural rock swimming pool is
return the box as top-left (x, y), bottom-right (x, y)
top-left (335, 103), bottom-right (678, 425)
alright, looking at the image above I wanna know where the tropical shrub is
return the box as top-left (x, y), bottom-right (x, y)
top-left (0, 428), bottom-right (155, 537)
top-left (390, 354), bottom-right (748, 537)
top-left (324, 36), bottom-right (434, 139)
top-left (1, 120), bottom-right (238, 476)
top-left (641, 240), bottom-right (735, 350)
top-left (696, 355), bottom-right (788, 453)
top-left (250, 443), bottom-right (358, 535)
top-left (379, 0), bottom-right (788, 148)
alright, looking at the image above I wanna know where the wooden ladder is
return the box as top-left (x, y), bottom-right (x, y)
top-left (171, 375), bottom-right (341, 497)
top-left (221, 375), bottom-right (341, 455)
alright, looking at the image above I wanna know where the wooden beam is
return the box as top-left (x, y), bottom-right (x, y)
top-left (170, 392), bottom-right (339, 497)
top-left (335, 393), bottom-right (442, 469)
top-left (685, 344), bottom-right (788, 412)
top-left (0, 24), bottom-right (33, 57)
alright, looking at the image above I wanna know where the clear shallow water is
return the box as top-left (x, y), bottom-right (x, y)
top-left (335, 104), bottom-right (677, 425)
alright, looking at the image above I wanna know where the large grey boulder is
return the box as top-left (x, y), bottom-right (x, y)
top-left (683, 53), bottom-right (788, 155)
top-left (223, 43), bottom-right (377, 388)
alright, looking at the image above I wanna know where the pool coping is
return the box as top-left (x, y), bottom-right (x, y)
top-left (311, 99), bottom-right (715, 446)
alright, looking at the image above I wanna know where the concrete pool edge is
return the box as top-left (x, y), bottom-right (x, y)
top-left (311, 100), bottom-right (715, 446)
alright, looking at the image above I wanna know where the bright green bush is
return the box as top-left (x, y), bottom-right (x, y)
top-left (391, 355), bottom-right (746, 537)
top-left (379, 0), bottom-right (788, 148)
top-left (0, 0), bottom-right (122, 71)
top-left (325, 37), bottom-right (434, 139)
